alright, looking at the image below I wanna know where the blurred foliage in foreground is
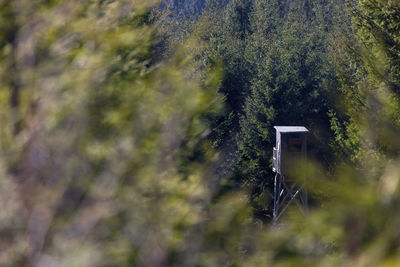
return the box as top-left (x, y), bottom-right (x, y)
top-left (1, 0), bottom-right (400, 266)
top-left (0, 0), bottom-right (224, 265)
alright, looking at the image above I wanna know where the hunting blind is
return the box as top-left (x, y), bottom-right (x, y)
top-left (272, 126), bottom-right (309, 224)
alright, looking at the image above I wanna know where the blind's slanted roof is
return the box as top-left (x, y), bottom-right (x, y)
top-left (274, 126), bottom-right (309, 133)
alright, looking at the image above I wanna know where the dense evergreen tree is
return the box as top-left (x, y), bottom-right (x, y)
top-left (330, 0), bottom-right (400, 165)
top-left (179, 0), bottom-right (347, 219)
top-left (235, 0), bottom-right (344, 219)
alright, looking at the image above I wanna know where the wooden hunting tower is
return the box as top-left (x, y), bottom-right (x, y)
top-left (272, 126), bottom-right (309, 224)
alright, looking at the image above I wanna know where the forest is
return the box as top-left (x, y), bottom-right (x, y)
top-left (0, 0), bottom-right (400, 266)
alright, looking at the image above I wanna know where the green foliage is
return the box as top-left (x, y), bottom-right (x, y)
top-left (330, 0), bottom-right (400, 165)
top-left (182, 0), bottom-right (347, 219)
top-left (237, 0), bottom-right (343, 218)
top-left (153, 1), bottom-right (400, 265)
top-left (1, 0), bottom-right (400, 266)
top-left (0, 0), bottom-right (224, 265)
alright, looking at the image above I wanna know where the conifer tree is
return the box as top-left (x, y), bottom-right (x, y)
top-left (235, 0), bottom-right (343, 219)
